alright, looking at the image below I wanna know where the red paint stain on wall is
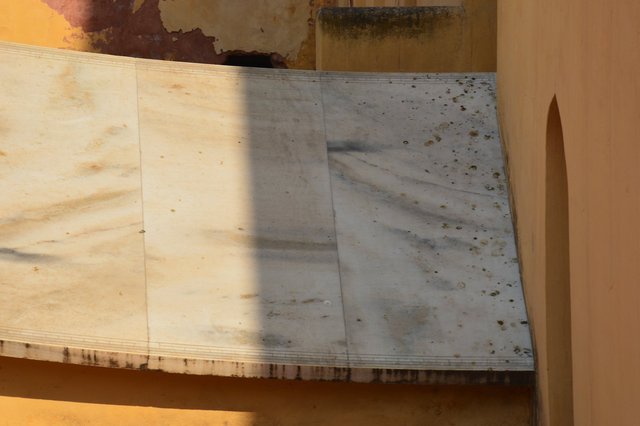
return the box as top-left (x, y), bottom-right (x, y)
top-left (43, 0), bottom-right (228, 64)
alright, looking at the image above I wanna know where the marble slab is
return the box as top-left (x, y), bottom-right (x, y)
top-left (0, 43), bottom-right (148, 354)
top-left (0, 42), bottom-right (533, 383)
top-left (321, 73), bottom-right (532, 370)
top-left (136, 62), bottom-right (348, 367)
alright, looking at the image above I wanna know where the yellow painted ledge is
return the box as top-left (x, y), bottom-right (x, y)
top-left (0, 356), bottom-right (532, 425)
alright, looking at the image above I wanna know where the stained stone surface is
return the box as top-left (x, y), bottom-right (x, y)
top-left (136, 61), bottom-right (347, 366)
top-left (0, 44), bottom-right (148, 352)
top-left (322, 75), bottom-right (531, 370)
top-left (0, 42), bottom-right (532, 383)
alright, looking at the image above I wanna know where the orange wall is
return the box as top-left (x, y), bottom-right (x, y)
top-left (316, 0), bottom-right (497, 72)
top-left (0, 0), bottom-right (343, 69)
top-left (0, 356), bottom-right (532, 425)
top-left (0, 1), bottom-right (495, 72)
top-left (497, 1), bottom-right (640, 425)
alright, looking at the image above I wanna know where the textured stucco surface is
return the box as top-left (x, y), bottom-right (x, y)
top-left (157, 0), bottom-right (310, 61)
top-left (0, 0), bottom-right (336, 68)
top-left (497, 1), bottom-right (640, 425)
top-left (0, 1), bottom-right (495, 71)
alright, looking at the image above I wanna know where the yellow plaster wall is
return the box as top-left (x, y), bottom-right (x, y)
top-left (0, 1), bottom-right (494, 72)
top-left (0, 0), bottom-right (343, 69)
top-left (154, 0), bottom-right (340, 69)
top-left (316, 0), bottom-right (496, 72)
top-left (0, 356), bottom-right (532, 425)
top-left (0, 0), bottom-right (87, 50)
top-left (157, 1), bottom-right (311, 61)
top-left (497, 1), bottom-right (640, 424)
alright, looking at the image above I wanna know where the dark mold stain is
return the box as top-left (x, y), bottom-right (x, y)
top-left (327, 140), bottom-right (377, 153)
top-left (318, 7), bottom-right (461, 40)
top-left (261, 333), bottom-right (291, 348)
top-left (223, 52), bottom-right (287, 69)
top-left (0, 190), bottom-right (133, 237)
top-left (392, 230), bottom-right (438, 251)
top-left (424, 276), bottom-right (457, 292)
top-left (238, 235), bottom-right (336, 252)
top-left (330, 367), bottom-right (351, 382)
top-left (0, 248), bottom-right (59, 263)
top-left (364, 368), bottom-right (533, 386)
top-left (295, 365), bottom-right (302, 380)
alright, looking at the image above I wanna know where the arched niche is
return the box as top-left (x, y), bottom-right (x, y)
top-left (545, 96), bottom-right (574, 425)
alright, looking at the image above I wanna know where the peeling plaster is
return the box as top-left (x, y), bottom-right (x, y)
top-left (158, 0), bottom-right (312, 60)
top-left (133, 0), bottom-right (145, 14)
top-left (38, 0), bottom-right (316, 66)
top-left (42, 0), bottom-right (227, 64)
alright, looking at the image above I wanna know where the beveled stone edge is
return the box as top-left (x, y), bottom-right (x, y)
top-left (149, 354), bottom-right (533, 385)
top-left (0, 330), bottom-right (533, 385)
top-left (0, 338), bottom-right (533, 385)
top-left (0, 338), bottom-right (150, 371)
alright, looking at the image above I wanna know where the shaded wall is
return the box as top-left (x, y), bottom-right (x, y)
top-left (0, 356), bottom-right (532, 425)
top-left (497, 1), bottom-right (640, 424)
